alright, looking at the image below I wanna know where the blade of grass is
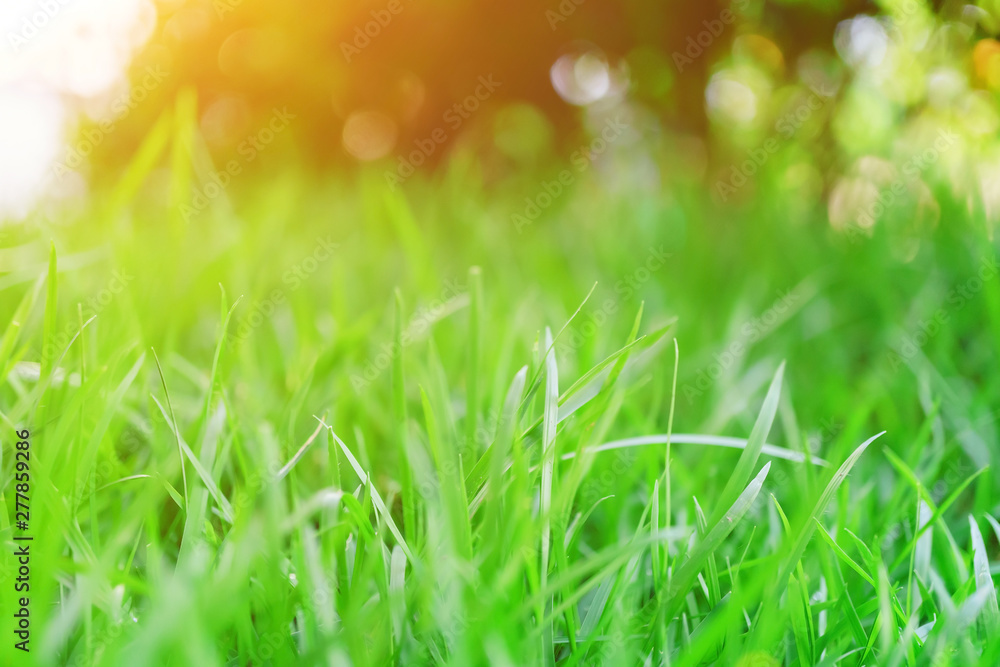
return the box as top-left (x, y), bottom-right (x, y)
top-left (320, 419), bottom-right (415, 564)
top-left (559, 433), bottom-right (826, 466)
top-left (39, 241), bottom-right (57, 383)
top-left (711, 362), bottom-right (784, 524)
top-left (392, 290), bottom-right (416, 543)
top-left (420, 387), bottom-right (472, 561)
top-left (667, 462), bottom-right (771, 610)
top-left (465, 266), bottom-right (482, 451)
top-left (969, 515), bottom-right (1000, 634)
top-left (774, 431), bottom-right (884, 589)
top-left (540, 326), bottom-right (558, 667)
top-left (152, 347), bottom-right (187, 504)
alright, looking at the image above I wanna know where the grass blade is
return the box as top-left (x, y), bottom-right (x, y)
top-left (774, 431), bottom-right (884, 589)
top-left (711, 362), bottom-right (783, 524)
top-left (969, 515), bottom-right (1000, 634)
top-left (39, 241), bottom-right (57, 383)
top-left (540, 326), bottom-right (558, 667)
top-left (668, 462), bottom-right (771, 606)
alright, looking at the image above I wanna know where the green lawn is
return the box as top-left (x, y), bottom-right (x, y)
top-left (1, 136), bottom-right (1000, 665)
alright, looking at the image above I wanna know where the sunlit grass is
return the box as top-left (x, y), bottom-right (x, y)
top-left (1, 119), bottom-right (1000, 666)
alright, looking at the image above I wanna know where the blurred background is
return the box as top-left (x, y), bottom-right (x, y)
top-left (8, 3), bottom-right (1000, 664)
top-left (3, 0), bottom-right (1000, 462)
top-left (6, 0), bottom-right (999, 241)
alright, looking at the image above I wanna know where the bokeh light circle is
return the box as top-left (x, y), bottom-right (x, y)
top-left (342, 110), bottom-right (398, 161)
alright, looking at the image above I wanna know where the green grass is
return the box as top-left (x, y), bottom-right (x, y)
top-left (2, 126), bottom-right (1000, 666)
